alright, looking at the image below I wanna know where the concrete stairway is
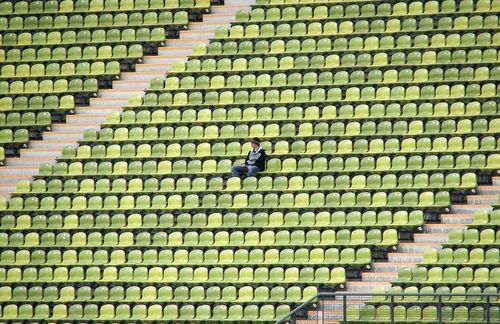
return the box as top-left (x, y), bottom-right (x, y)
top-left (0, 0), bottom-right (254, 197)
top-left (295, 176), bottom-right (500, 323)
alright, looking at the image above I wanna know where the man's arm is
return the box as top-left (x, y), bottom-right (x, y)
top-left (256, 150), bottom-right (267, 170)
top-left (241, 151), bottom-right (250, 166)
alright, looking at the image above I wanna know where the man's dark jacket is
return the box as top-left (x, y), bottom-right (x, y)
top-left (244, 147), bottom-right (267, 170)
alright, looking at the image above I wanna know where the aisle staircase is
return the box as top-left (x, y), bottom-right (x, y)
top-left (296, 176), bottom-right (500, 323)
top-left (0, 0), bottom-right (254, 197)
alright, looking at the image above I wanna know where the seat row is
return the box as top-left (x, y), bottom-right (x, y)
top-left (1, 62), bottom-right (120, 79)
top-left (1, 191), bottom-right (451, 212)
top-left (446, 228), bottom-right (500, 245)
top-left (0, 284), bottom-right (316, 304)
top-left (130, 84), bottom-right (500, 107)
top-left (1, 12), bottom-right (188, 32)
top-left (374, 284), bottom-right (499, 302)
top-left (174, 49), bottom-right (499, 74)
top-left (255, 0), bottom-right (498, 12)
top-left (112, 101), bottom-right (498, 125)
top-left (0, 229), bottom-right (398, 248)
top-left (0, 94), bottom-right (74, 112)
top-left (1, 44), bottom-right (143, 64)
top-left (470, 209), bottom-right (500, 226)
top-left (0, 111), bottom-right (50, 128)
top-left (156, 67), bottom-right (500, 90)
top-left (0, 129), bottom-right (28, 145)
top-left (348, 304), bottom-right (497, 322)
top-left (396, 266), bottom-right (500, 284)
top-left (214, 17), bottom-right (499, 40)
top-left (0, 247), bottom-right (371, 266)
top-left (2, 27), bottom-right (166, 47)
top-left (0, 265), bottom-right (347, 285)
top-left (237, 14), bottom-right (500, 31)
top-left (60, 137), bottom-right (500, 160)
top-left (421, 248), bottom-right (499, 265)
top-left (0, 78), bottom-right (98, 95)
top-left (35, 154), bottom-right (500, 178)
top-left (238, 1), bottom-right (500, 21)
top-left (196, 33), bottom-right (500, 57)
top-left (0, 210), bottom-right (424, 231)
top-left (0, 303), bottom-right (290, 321)
top-left (15, 173), bottom-right (476, 196)
top-left (0, 0), bottom-right (207, 15)
top-left (87, 119), bottom-right (500, 143)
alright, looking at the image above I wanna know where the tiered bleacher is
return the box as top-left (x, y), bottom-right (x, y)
top-left (0, 0), bottom-right (210, 163)
top-left (349, 209), bottom-right (500, 322)
top-left (0, 0), bottom-right (499, 322)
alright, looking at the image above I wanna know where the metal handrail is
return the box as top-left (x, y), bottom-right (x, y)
top-left (275, 292), bottom-right (500, 324)
top-left (275, 293), bottom-right (320, 324)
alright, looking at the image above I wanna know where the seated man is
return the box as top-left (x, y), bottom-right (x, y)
top-left (231, 137), bottom-right (267, 177)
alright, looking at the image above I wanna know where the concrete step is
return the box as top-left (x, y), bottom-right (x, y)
top-left (451, 204), bottom-right (493, 213)
top-left (0, 184), bottom-right (16, 194)
top-left (0, 176), bottom-right (34, 185)
top-left (361, 272), bottom-right (398, 282)
top-left (413, 233), bottom-right (448, 243)
top-left (20, 149), bottom-right (60, 159)
top-left (189, 20), bottom-right (231, 30)
top-left (165, 38), bottom-right (210, 47)
top-left (201, 13), bottom-right (235, 22)
top-left (75, 106), bottom-right (123, 115)
top-left (440, 213), bottom-right (474, 224)
top-left (211, 4), bottom-right (249, 14)
top-left (0, 166), bottom-right (38, 176)
top-left (51, 123), bottom-right (99, 133)
top-left (423, 223), bottom-right (468, 234)
top-left (111, 80), bottom-right (150, 90)
top-left (142, 55), bottom-right (187, 65)
top-left (4, 157), bottom-right (55, 167)
top-left (333, 295), bottom-right (372, 303)
top-left (308, 311), bottom-right (342, 321)
top-left (397, 242), bottom-right (442, 253)
top-left (66, 114), bottom-right (107, 124)
top-left (371, 262), bottom-right (417, 273)
top-left (467, 194), bottom-right (499, 205)
top-left (477, 185), bottom-right (500, 195)
top-left (89, 98), bottom-right (129, 107)
top-left (345, 281), bottom-right (391, 293)
top-left (120, 72), bottom-right (165, 81)
top-left (320, 300), bottom-right (365, 310)
top-left (136, 63), bottom-right (173, 72)
top-left (179, 29), bottom-right (215, 39)
top-left (42, 131), bottom-right (85, 141)
top-left (296, 320), bottom-right (323, 324)
top-left (224, 0), bottom-right (255, 4)
top-left (99, 89), bottom-right (145, 98)
top-left (30, 140), bottom-right (75, 150)
top-left (158, 46), bottom-right (192, 56)
top-left (388, 252), bottom-right (423, 263)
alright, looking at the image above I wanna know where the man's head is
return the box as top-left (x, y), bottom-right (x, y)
top-left (250, 137), bottom-right (260, 150)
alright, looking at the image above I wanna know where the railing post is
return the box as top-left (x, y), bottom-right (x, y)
top-left (437, 295), bottom-right (442, 324)
top-left (317, 298), bottom-right (320, 324)
top-left (390, 295), bottom-right (394, 324)
top-left (343, 294), bottom-right (347, 323)
top-left (321, 296), bottom-right (323, 324)
top-left (486, 295), bottom-right (490, 324)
